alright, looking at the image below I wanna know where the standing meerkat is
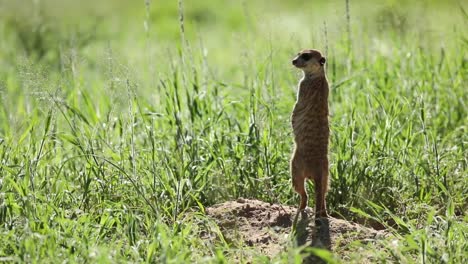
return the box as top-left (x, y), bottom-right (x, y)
top-left (291, 49), bottom-right (329, 218)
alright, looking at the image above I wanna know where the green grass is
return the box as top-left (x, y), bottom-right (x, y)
top-left (0, 0), bottom-right (467, 262)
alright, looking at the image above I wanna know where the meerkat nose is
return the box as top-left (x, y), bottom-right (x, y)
top-left (292, 59), bottom-right (298, 65)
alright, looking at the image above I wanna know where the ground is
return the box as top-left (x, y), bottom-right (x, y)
top-left (205, 199), bottom-right (389, 262)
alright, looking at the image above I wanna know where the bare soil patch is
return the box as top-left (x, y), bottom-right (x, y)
top-left (206, 198), bottom-right (389, 262)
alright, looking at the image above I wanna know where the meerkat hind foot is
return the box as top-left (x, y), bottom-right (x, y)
top-left (315, 210), bottom-right (329, 219)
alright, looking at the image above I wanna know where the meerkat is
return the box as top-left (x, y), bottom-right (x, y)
top-left (291, 49), bottom-right (329, 218)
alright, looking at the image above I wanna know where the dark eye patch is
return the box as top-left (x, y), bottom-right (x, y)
top-left (300, 53), bottom-right (312, 61)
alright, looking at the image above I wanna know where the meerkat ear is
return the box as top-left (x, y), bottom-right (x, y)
top-left (319, 57), bottom-right (326, 65)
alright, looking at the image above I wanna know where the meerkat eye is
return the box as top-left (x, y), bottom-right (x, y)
top-left (301, 53), bottom-right (312, 61)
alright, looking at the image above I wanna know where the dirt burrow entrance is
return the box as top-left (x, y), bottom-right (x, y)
top-left (205, 198), bottom-right (389, 261)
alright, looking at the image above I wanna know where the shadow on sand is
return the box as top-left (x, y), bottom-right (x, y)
top-left (294, 210), bottom-right (332, 264)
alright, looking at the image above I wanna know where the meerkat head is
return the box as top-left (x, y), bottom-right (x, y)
top-left (292, 49), bottom-right (326, 75)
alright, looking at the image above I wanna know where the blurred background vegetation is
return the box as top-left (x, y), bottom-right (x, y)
top-left (1, 0), bottom-right (464, 72)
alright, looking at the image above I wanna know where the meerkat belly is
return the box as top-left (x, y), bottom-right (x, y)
top-left (292, 106), bottom-right (329, 158)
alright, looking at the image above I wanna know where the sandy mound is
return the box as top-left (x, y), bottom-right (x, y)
top-left (206, 198), bottom-right (388, 262)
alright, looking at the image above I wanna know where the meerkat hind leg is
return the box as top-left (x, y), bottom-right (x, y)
top-left (307, 161), bottom-right (324, 218)
top-left (309, 161), bottom-right (327, 218)
top-left (320, 167), bottom-right (329, 217)
top-left (313, 175), bottom-right (324, 218)
top-left (291, 161), bottom-right (308, 235)
top-left (292, 163), bottom-right (308, 210)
